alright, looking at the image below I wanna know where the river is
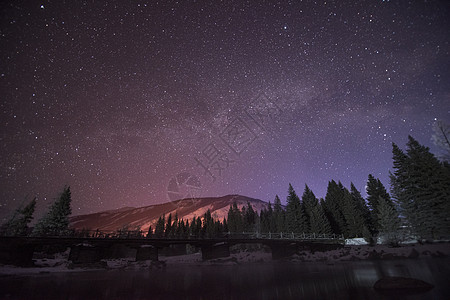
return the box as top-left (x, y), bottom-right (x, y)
top-left (1, 258), bottom-right (449, 299)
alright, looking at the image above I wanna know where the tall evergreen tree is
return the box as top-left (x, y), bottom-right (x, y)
top-left (266, 201), bottom-right (274, 232)
top-left (33, 187), bottom-right (72, 236)
top-left (260, 201), bottom-right (275, 233)
top-left (366, 174), bottom-right (393, 233)
top-left (390, 136), bottom-right (450, 239)
top-left (222, 218), bottom-right (228, 233)
top-left (175, 219), bottom-right (184, 238)
top-left (273, 195), bottom-right (285, 232)
top-left (341, 186), bottom-right (366, 238)
top-left (301, 184), bottom-right (318, 231)
top-left (350, 183), bottom-right (374, 241)
top-left (227, 202), bottom-right (243, 232)
top-left (432, 120), bottom-right (450, 162)
top-left (243, 202), bottom-right (257, 232)
top-left (350, 183), bottom-right (371, 229)
top-left (147, 225), bottom-right (153, 238)
top-left (154, 214), bottom-right (165, 238)
top-left (377, 196), bottom-right (401, 245)
top-left (1, 197), bottom-right (36, 236)
top-left (260, 207), bottom-right (269, 233)
top-left (165, 213), bottom-right (173, 237)
top-left (183, 219), bottom-right (190, 238)
top-left (171, 213), bottom-right (178, 238)
top-left (309, 200), bottom-right (332, 235)
top-left (285, 184), bottom-right (307, 233)
top-left (323, 180), bottom-right (347, 235)
top-left (202, 209), bottom-right (214, 237)
top-left (194, 216), bottom-right (202, 237)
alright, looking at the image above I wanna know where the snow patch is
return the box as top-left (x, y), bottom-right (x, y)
top-left (345, 238), bottom-right (368, 245)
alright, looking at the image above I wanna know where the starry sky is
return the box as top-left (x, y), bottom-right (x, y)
top-left (1, 0), bottom-right (449, 220)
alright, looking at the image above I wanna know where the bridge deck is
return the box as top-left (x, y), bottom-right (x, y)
top-left (0, 232), bottom-right (345, 247)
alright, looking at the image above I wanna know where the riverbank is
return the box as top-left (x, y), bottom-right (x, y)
top-left (163, 242), bottom-right (450, 265)
top-left (0, 242), bottom-right (449, 275)
top-left (1, 255), bottom-right (449, 300)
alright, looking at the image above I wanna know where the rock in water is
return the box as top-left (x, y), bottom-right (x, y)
top-left (374, 277), bottom-right (434, 293)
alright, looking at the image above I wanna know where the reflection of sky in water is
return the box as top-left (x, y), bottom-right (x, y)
top-left (352, 259), bottom-right (443, 288)
top-left (1, 259), bottom-right (449, 299)
top-left (353, 265), bottom-right (379, 283)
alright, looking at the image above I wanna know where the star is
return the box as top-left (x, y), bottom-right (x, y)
top-left (0, 0), bottom-right (448, 218)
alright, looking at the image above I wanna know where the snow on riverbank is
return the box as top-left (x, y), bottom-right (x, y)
top-left (0, 242), bottom-right (448, 275)
top-left (291, 242), bottom-right (450, 262)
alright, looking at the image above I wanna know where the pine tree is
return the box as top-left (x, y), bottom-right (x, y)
top-left (260, 201), bottom-right (274, 233)
top-left (165, 213), bottom-right (173, 237)
top-left (273, 195), bottom-right (285, 232)
top-left (377, 196), bottom-right (401, 245)
top-left (194, 217), bottom-right (202, 237)
top-left (309, 201), bottom-right (332, 235)
top-left (285, 184), bottom-right (307, 233)
top-left (33, 186), bottom-right (72, 236)
top-left (366, 174), bottom-right (393, 233)
top-left (267, 201), bottom-right (274, 232)
top-left (391, 136), bottom-right (450, 239)
top-left (183, 219), bottom-right (190, 238)
top-left (301, 184), bottom-right (318, 232)
top-left (1, 197), bottom-right (36, 236)
top-left (154, 215), bottom-right (165, 238)
top-left (227, 204), bottom-right (234, 231)
top-left (260, 207), bottom-right (269, 233)
top-left (176, 219), bottom-right (184, 238)
top-left (147, 225), bottom-right (153, 238)
top-left (323, 180), bottom-right (347, 235)
top-left (432, 120), bottom-right (450, 162)
top-left (171, 213), bottom-right (178, 238)
top-left (202, 209), bottom-right (215, 237)
top-left (350, 183), bottom-right (371, 231)
top-left (341, 186), bottom-right (366, 238)
top-left (243, 202), bottom-right (257, 232)
top-left (227, 202), bottom-right (243, 232)
top-left (222, 218), bottom-right (228, 233)
top-left (116, 223), bottom-right (130, 238)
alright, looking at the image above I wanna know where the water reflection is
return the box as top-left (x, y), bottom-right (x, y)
top-left (0, 258), bottom-right (449, 300)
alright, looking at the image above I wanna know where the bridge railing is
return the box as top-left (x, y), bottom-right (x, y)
top-left (225, 232), bottom-right (344, 240)
top-left (0, 229), bottom-right (344, 241)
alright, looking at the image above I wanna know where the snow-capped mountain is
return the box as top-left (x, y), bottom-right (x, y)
top-left (69, 195), bottom-right (269, 232)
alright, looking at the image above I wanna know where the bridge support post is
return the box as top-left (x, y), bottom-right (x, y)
top-left (136, 245), bottom-right (158, 261)
top-left (0, 240), bottom-right (35, 267)
top-left (69, 245), bottom-right (102, 264)
top-left (201, 242), bottom-right (230, 260)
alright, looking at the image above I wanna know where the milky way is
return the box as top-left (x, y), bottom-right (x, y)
top-left (1, 1), bottom-right (449, 219)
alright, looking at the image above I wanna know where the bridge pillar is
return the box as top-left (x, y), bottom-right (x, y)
top-left (0, 241), bottom-right (35, 267)
top-left (69, 245), bottom-right (102, 264)
top-left (136, 245), bottom-right (158, 261)
top-left (201, 242), bottom-right (230, 260)
top-left (270, 243), bottom-right (298, 260)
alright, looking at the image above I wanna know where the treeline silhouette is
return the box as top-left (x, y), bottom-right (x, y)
top-left (1, 136), bottom-right (449, 244)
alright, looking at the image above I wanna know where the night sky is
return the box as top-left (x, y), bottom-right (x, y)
top-left (1, 0), bottom-right (449, 220)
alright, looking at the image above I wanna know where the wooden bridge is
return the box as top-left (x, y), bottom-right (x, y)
top-left (0, 232), bottom-right (345, 266)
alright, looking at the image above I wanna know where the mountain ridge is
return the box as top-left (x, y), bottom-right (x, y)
top-left (69, 194), bottom-right (269, 232)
